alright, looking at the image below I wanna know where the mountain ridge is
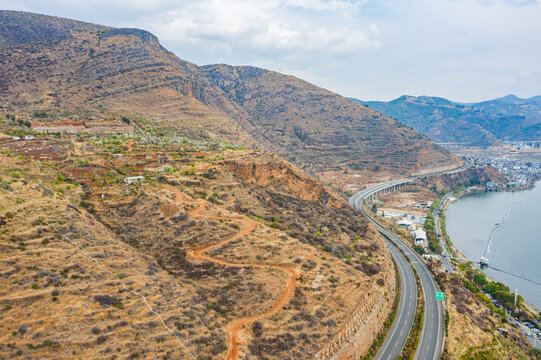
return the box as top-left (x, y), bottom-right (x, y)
top-left (351, 94), bottom-right (541, 146)
top-left (0, 10), bottom-right (459, 180)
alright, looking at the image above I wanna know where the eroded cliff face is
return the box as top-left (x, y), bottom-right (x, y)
top-left (424, 165), bottom-right (506, 193)
top-left (224, 157), bottom-right (343, 207)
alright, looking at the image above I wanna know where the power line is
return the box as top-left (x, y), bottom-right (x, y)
top-left (446, 256), bottom-right (541, 287)
top-left (486, 265), bottom-right (541, 287)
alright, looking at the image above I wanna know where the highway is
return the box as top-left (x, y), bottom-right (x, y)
top-left (374, 230), bottom-right (417, 360)
top-left (357, 203), bottom-right (444, 360)
top-left (348, 166), bottom-right (470, 359)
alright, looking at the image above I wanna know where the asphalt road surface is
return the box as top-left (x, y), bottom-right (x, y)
top-left (349, 170), bottom-right (461, 359)
top-left (374, 234), bottom-right (417, 360)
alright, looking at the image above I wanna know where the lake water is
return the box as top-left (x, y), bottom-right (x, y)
top-left (446, 181), bottom-right (541, 311)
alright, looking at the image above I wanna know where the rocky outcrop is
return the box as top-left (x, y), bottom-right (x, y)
top-left (100, 28), bottom-right (160, 45)
top-left (0, 10), bottom-right (103, 46)
top-left (426, 165), bottom-right (506, 192)
top-left (224, 159), bottom-right (343, 207)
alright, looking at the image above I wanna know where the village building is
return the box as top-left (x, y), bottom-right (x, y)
top-left (413, 201), bottom-right (433, 209)
top-left (397, 219), bottom-right (413, 229)
top-left (413, 229), bottom-right (427, 247)
top-left (124, 176), bottom-right (144, 185)
top-left (84, 120), bottom-right (134, 134)
top-left (31, 119), bottom-right (133, 134)
top-left (32, 122), bottom-right (88, 133)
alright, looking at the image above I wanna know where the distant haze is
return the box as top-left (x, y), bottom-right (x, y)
top-left (351, 94), bottom-right (541, 145)
top-left (1, 0), bottom-right (540, 102)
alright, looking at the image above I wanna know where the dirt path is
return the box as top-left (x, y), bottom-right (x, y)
top-left (167, 185), bottom-right (297, 359)
top-left (127, 140), bottom-right (134, 152)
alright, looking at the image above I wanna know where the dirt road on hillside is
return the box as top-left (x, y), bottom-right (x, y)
top-left (167, 186), bottom-right (298, 360)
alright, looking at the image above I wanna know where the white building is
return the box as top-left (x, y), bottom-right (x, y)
top-left (413, 229), bottom-right (427, 247)
top-left (124, 176), bottom-right (144, 185)
top-left (397, 219), bottom-right (413, 229)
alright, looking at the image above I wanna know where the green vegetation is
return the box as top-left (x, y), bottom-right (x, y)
top-left (423, 212), bottom-right (442, 253)
top-left (453, 185), bottom-right (466, 196)
top-left (31, 110), bottom-right (50, 118)
top-left (413, 244), bottom-right (426, 255)
top-left (429, 199), bottom-right (440, 212)
top-left (459, 264), bottom-right (522, 315)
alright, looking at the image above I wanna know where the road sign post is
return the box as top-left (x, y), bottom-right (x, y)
top-left (436, 291), bottom-right (445, 301)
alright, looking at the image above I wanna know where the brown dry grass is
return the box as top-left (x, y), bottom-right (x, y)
top-left (0, 136), bottom-right (395, 359)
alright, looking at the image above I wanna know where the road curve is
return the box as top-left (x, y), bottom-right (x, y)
top-left (352, 189), bottom-right (444, 360)
top-left (348, 165), bottom-right (469, 359)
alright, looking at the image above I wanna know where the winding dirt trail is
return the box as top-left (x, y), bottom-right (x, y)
top-left (167, 186), bottom-right (297, 359)
top-left (127, 140), bottom-right (134, 152)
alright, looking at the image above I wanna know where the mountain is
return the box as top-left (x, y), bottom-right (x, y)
top-left (3, 11), bottom-right (532, 360)
top-left (0, 10), bottom-right (458, 180)
top-left (491, 94), bottom-right (541, 104)
top-left (472, 96), bottom-right (541, 118)
top-left (494, 94), bottom-right (525, 103)
top-left (351, 94), bottom-right (541, 146)
top-left (352, 95), bottom-right (501, 146)
top-left (0, 10), bottom-right (427, 359)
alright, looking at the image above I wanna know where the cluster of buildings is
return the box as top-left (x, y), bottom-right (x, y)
top-left (471, 157), bottom-right (541, 188)
top-left (31, 120), bottom-right (134, 134)
top-left (380, 207), bottom-right (429, 248)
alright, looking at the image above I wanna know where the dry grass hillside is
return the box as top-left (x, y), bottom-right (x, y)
top-left (202, 65), bottom-right (458, 177)
top-left (0, 10), bottom-right (459, 182)
top-left (0, 127), bottom-right (395, 359)
top-left (436, 270), bottom-right (536, 359)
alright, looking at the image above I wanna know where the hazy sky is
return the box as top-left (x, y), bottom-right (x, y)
top-left (2, 0), bottom-right (540, 102)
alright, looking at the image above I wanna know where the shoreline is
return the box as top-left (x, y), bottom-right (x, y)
top-left (439, 187), bottom-right (541, 314)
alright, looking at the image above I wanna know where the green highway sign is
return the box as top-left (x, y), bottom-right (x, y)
top-left (435, 291), bottom-right (445, 301)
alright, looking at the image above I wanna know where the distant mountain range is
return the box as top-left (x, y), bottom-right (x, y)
top-left (350, 94), bottom-right (541, 146)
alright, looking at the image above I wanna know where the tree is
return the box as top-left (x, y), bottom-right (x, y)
top-left (424, 213), bottom-right (435, 231)
top-left (474, 273), bottom-right (488, 287)
top-left (413, 244), bottom-right (426, 255)
top-left (371, 203), bottom-right (377, 214)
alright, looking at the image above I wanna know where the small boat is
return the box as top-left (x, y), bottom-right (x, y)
top-left (480, 256), bottom-right (489, 267)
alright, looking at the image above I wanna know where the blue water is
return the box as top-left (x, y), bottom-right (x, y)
top-left (446, 181), bottom-right (541, 311)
